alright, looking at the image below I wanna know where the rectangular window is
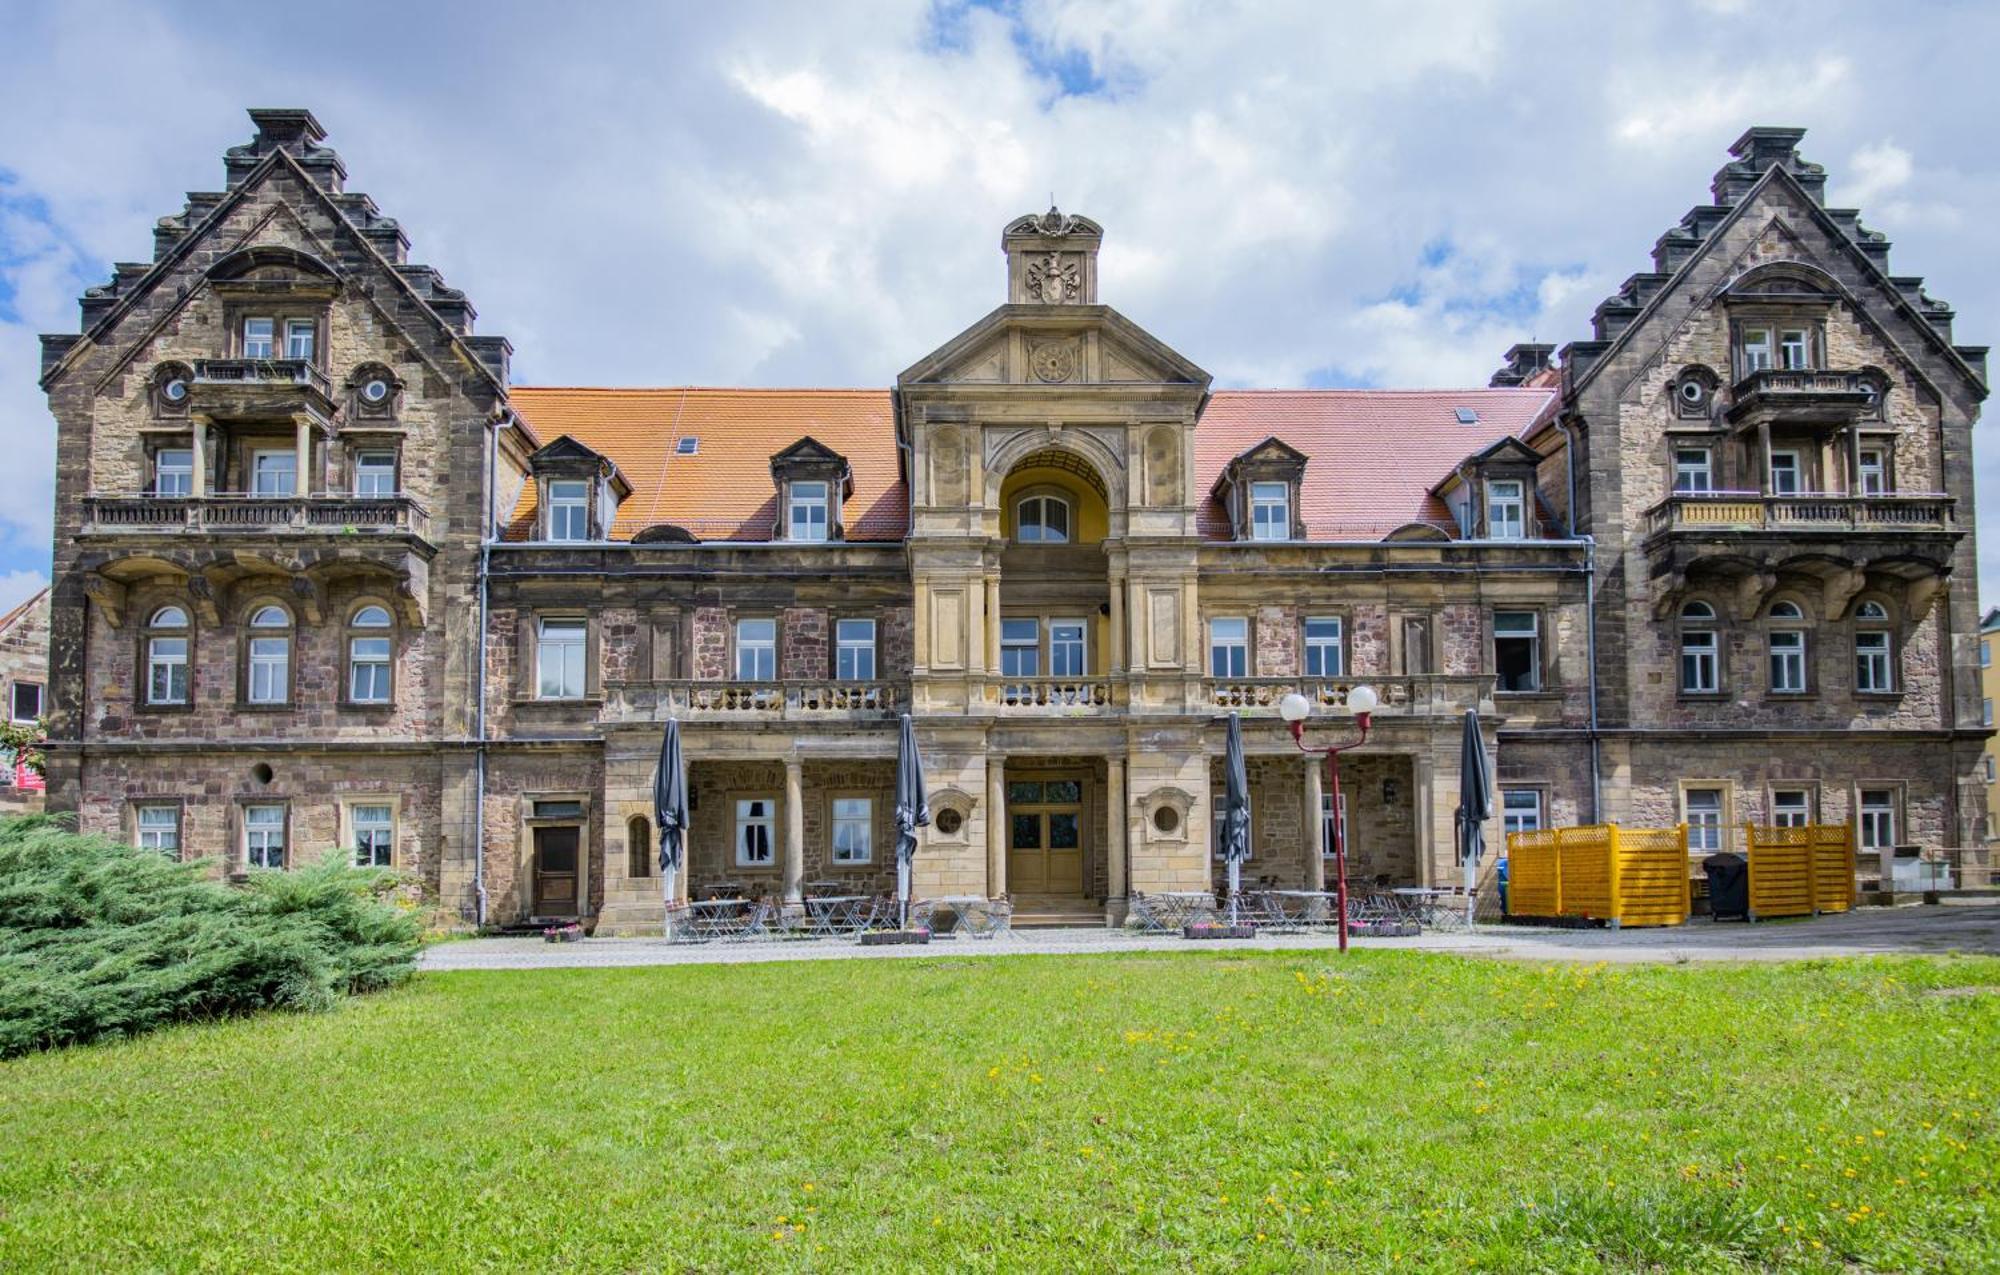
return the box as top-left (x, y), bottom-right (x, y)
top-left (1320, 790), bottom-right (1347, 858)
top-left (1986, 756), bottom-right (1996, 785)
top-left (352, 803), bottom-right (394, 868)
top-left (1501, 788), bottom-right (1543, 837)
top-left (1855, 631), bottom-right (1893, 693)
top-left (1981, 639), bottom-right (1991, 669)
top-left (831, 796), bottom-right (872, 864)
top-left (1858, 448), bottom-right (1887, 496)
top-left (147, 636), bottom-right (188, 705)
top-left (1739, 326), bottom-right (1773, 373)
top-left (1249, 481), bottom-right (1290, 541)
top-left (1768, 630), bottom-right (1807, 694)
top-left (789, 481), bottom-right (829, 542)
top-left (9, 681), bottom-right (41, 723)
top-left (1985, 698), bottom-right (1994, 729)
top-left (136, 805), bottom-right (179, 855)
top-left (1771, 789), bottom-right (1811, 828)
top-left (1858, 789), bottom-right (1897, 850)
top-left (1672, 447), bottom-right (1713, 494)
top-left (251, 449), bottom-right (297, 497)
top-left (1778, 328), bottom-right (1810, 370)
top-left (1049, 619), bottom-right (1087, 677)
top-left (736, 618), bottom-right (776, 680)
top-left (536, 618), bottom-right (586, 699)
top-left (1209, 616), bottom-right (1249, 678)
top-left (1001, 618), bottom-right (1040, 682)
top-left (1485, 479), bottom-right (1526, 539)
top-left (284, 318), bottom-right (315, 362)
top-left (1681, 629), bottom-right (1719, 694)
top-left (245, 804), bottom-right (285, 869)
top-left (242, 317), bottom-right (274, 359)
top-left (247, 635), bottom-right (289, 704)
top-left (547, 480), bottom-right (589, 542)
top-left (1768, 450), bottom-right (1801, 496)
top-left (353, 451), bottom-right (397, 497)
top-left (154, 448), bottom-right (193, 497)
top-left (349, 635), bottom-right (392, 703)
top-left (1493, 611), bottom-right (1540, 692)
top-left (1303, 616), bottom-right (1344, 677)
top-left (1684, 788), bottom-right (1724, 853)
top-left (735, 797), bottom-right (776, 866)
top-left (835, 618), bottom-right (875, 680)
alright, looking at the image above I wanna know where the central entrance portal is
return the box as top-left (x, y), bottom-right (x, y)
top-left (1007, 774), bottom-right (1087, 898)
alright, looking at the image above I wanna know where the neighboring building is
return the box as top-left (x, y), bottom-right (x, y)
top-left (38, 112), bottom-right (1987, 927)
top-left (0, 586), bottom-right (49, 810)
top-left (1981, 606), bottom-right (2000, 842)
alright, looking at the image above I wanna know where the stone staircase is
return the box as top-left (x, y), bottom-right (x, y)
top-left (1008, 896), bottom-right (1106, 929)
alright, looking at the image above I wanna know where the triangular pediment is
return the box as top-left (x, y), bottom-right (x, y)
top-left (1233, 436), bottom-right (1309, 467)
top-left (896, 305), bottom-right (1211, 390)
top-left (771, 435), bottom-right (846, 465)
top-left (530, 434), bottom-right (608, 466)
top-left (1466, 436), bottom-right (1542, 467)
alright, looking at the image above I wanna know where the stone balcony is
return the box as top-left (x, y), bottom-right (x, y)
top-left (1644, 492), bottom-right (1956, 540)
top-left (81, 493), bottom-right (432, 542)
top-left (604, 680), bottom-right (907, 723)
top-left (188, 358), bottom-right (336, 423)
top-left (1725, 368), bottom-right (1876, 426)
top-left (1209, 675), bottom-right (1494, 717)
top-left (988, 677), bottom-right (1116, 713)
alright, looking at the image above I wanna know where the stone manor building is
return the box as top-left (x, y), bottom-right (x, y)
top-left (37, 111), bottom-right (1989, 928)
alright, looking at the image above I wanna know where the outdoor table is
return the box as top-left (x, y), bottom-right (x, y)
top-left (802, 894), bottom-right (874, 937)
top-left (1258, 889), bottom-right (1339, 930)
top-left (703, 881), bottom-right (747, 900)
top-left (1391, 887), bottom-right (1467, 930)
top-left (677, 897), bottom-right (763, 941)
top-left (1133, 891), bottom-right (1218, 933)
top-left (917, 895), bottom-right (990, 936)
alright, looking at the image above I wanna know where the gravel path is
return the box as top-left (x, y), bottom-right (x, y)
top-left (420, 902), bottom-right (2000, 972)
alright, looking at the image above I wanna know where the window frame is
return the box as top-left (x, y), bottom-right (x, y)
top-left (1501, 787), bottom-right (1544, 837)
top-left (829, 794), bottom-right (873, 866)
top-left (788, 480), bottom-right (831, 543)
top-left (1000, 617), bottom-right (1041, 681)
top-left (134, 802), bottom-right (182, 856)
top-left (244, 802), bottom-right (288, 870)
top-left (1303, 615), bottom-right (1344, 678)
top-left (1492, 610), bottom-right (1542, 694)
top-left (242, 604), bottom-right (294, 707)
top-left (1672, 445), bottom-right (1713, 494)
top-left (1767, 449), bottom-right (1802, 496)
top-left (535, 616), bottom-right (588, 700)
top-left (1854, 604), bottom-right (1895, 695)
top-left (1857, 787), bottom-right (1899, 851)
top-left (345, 603), bottom-right (395, 707)
top-left (1484, 479), bottom-right (1527, 540)
top-left (834, 617), bottom-right (876, 681)
top-left (1738, 325), bottom-right (1774, 374)
top-left (241, 316), bottom-right (276, 359)
top-left (283, 317), bottom-right (316, 362)
top-left (352, 450), bottom-right (398, 498)
top-left (1678, 602), bottom-right (1720, 696)
top-left (1681, 785), bottom-right (1728, 854)
top-left (153, 447), bottom-right (194, 497)
top-left (734, 796), bottom-right (778, 868)
top-left (1320, 789), bottom-right (1347, 859)
top-left (1766, 602), bottom-right (1808, 696)
top-left (8, 680), bottom-right (41, 724)
top-left (546, 479), bottom-right (591, 542)
top-left (735, 617), bottom-right (777, 681)
top-left (347, 800), bottom-right (396, 869)
top-left (1015, 493), bottom-right (1072, 545)
top-left (1777, 327), bottom-right (1812, 370)
top-left (1208, 616), bottom-right (1250, 679)
top-left (1048, 617), bottom-right (1088, 678)
top-left (1248, 481), bottom-right (1291, 542)
top-left (1769, 788), bottom-right (1813, 829)
top-left (1857, 446), bottom-right (1888, 496)
top-left (250, 448), bottom-right (298, 497)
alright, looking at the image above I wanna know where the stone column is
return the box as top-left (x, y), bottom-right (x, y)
top-left (1105, 753), bottom-right (1127, 924)
top-left (1108, 575), bottom-right (1125, 674)
top-left (912, 580), bottom-right (930, 671)
top-left (1303, 753), bottom-right (1325, 891)
top-left (294, 417), bottom-right (313, 496)
top-left (986, 752), bottom-right (1007, 898)
top-left (1847, 422), bottom-right (1863, 496)
top-left (1415, 752), bottom-right (1437, 888)
top-left (985, 575), bottom-right (1002, 671)
top-left (190, 416), bottom-right (209, 497)
top-left (969, 572), bottom-right (987, 674)
top-left (783, 757), bottom-right (805, 906)
top-left (1756, 419), bottom-right (1773, 493)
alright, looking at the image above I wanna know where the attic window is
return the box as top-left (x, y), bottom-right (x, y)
top-left (1454, 407), bottom-right (1480, 425)
top-left (676, 437), bottom-right (699, 455)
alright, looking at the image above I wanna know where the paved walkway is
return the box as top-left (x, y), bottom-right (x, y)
top-left (421, 902), bottom-right (2000, 972)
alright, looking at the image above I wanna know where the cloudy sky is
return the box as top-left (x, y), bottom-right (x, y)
top-left (2, 0), bottom-right (1996, 611)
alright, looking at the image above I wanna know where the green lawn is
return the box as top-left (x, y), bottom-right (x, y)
top-left (3, 951), bottom-right (1995, 1272)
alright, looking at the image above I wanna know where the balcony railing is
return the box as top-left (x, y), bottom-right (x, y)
top-left (81, 494), bottom-right (431, 540)
top-left (605, 680), bottom-right (905, 721)
top-left (1645, 492), bottom-right (1955, 538)
top-left (192, 357), bottom-right (334, 398)
top-left (1209, 675), bottom-right (1493, 716)
top-left (990, 677), bottom-right (1114, 712)
top-left (1726, 368), bottom-right (1876, 424)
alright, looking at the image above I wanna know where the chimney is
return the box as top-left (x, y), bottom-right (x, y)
top-left (1490, 343), bottom-right (1555, 387)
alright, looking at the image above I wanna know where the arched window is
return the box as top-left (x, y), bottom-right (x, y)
top-left (346, 604), bottom-right (393, 705)
top-left (145, 605), bottom-right (190, 706)
top-left (627, 815), bottom-right (653, 879)
top-left (1016, 494), bottom-right (1071, 544)
top-left (1767, 600), bottom-right (1807, 695)
top-left (1679, 601), bottom-right (1719, 694)
top-left (245, 605), bottom-right (292, 705)
top-left (1854, 600), bottom-right (1895, 693)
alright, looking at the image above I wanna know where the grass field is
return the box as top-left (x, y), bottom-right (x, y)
top-left (3, 950), bottom-right (1996, 1272)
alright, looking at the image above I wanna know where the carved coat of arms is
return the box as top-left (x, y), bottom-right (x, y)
top-left (1025, 252), bottom-right (1080, 304)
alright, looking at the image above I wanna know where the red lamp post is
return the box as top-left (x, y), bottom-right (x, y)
top-left (1280, 685), bottom-right (1377, 952)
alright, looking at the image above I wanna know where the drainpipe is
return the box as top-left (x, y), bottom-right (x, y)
top-left (474, 408), bottom-right (513, 926)
top-left (1549, 413), bottom-right (1602, 822)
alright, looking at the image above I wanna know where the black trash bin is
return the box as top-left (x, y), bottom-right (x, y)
top-left (1496, 857), bottom-right (1510, 917)
top-left (1703, 852), bottom-right (1748, 921)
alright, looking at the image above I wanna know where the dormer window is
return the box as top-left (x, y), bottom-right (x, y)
top-left (547, 480), bottom-right (589, 541)
top-left (789, 481), bottom-right (830, 542)
top-left (1485, 480), bottom-right (1526, 540)
top-left (242, 317), bottom-right (275, 359)
top-left (1017, 494), bottom-right (1071, 544)
top-left (1250, 482), bottom-right (1290, 541)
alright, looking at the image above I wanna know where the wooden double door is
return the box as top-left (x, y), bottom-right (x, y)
top-left (1007, 774), bottom-right (1086, 897)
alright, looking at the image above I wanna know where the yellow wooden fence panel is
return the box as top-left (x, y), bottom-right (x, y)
top-left (1504, 823), bottom-right (1690, 927)
top-left (1746, 823), bottom-right (1856, 918)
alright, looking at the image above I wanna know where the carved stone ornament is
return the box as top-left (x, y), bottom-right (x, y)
top-left (1030, 340), bottom-right (1079, 384)
top-left (1025, 252), bottom-right (1081, 304)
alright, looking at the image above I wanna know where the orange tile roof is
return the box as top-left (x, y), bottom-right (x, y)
top-left (506, 385), bottom-right (1555, 544)
top-left (507, 388), bottom-right (905, 542)
top-left (1196, 388), bottom-right (1557, 539)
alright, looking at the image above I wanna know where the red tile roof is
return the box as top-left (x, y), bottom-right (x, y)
top-left (1196, 388), bottom-right (1557, 539)
top-left (506, 385), bottom-right (1555, 544)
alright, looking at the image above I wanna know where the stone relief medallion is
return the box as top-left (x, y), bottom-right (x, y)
top-left (1030, 340), bottom-right (1079, 384)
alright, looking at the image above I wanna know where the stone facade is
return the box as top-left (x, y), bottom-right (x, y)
top-left (37, 113), bottom-right (1989, 930)
top-left (0, 588), bottom-right (50, 811)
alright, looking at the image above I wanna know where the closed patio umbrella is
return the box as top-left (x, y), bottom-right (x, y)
top-left (655, 717), bottom-right (688, 932)
top-left (893, 712), bottom-right (929, 930)
top-left (1222, 712), bottom-right (1251, 924)
top-left (1455, 708), bottom-right (1491, 924)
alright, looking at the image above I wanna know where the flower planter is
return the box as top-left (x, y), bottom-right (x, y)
top-left (1182, 923), bottom-right (1257, 940)
top-left (542, 924), bottom-right (585, 944)
top-left (860, 929), bottom-right (931, 946)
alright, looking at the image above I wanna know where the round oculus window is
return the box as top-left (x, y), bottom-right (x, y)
top-left (1153, 806), bottom-right (1181, 835)
top-left (934, 807), bottom-right (963, 836)
top-left (162, 378), bottom-right (188, 402)
top-left (1677, 380), bottom-right (1705, 404)
top-left (362, 379), bottom-right (391, 403)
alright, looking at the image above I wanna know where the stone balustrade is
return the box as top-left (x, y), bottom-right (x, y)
top-left (604, 680), bottom-right (906, 722)
top-left (1645, 492), bottom-right (1955, 538)
top-left (81, 493), bottom-right (432, 539)
top-left (990, 677), bottom-right (1115, 712)
top-left (1208, 675), bottom-right (1493, 716)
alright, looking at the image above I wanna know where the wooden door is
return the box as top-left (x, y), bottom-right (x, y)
top-left (533, 826), bottom-right (580, 916)
top-left (1007, 777), bottom-right (1085, 897)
